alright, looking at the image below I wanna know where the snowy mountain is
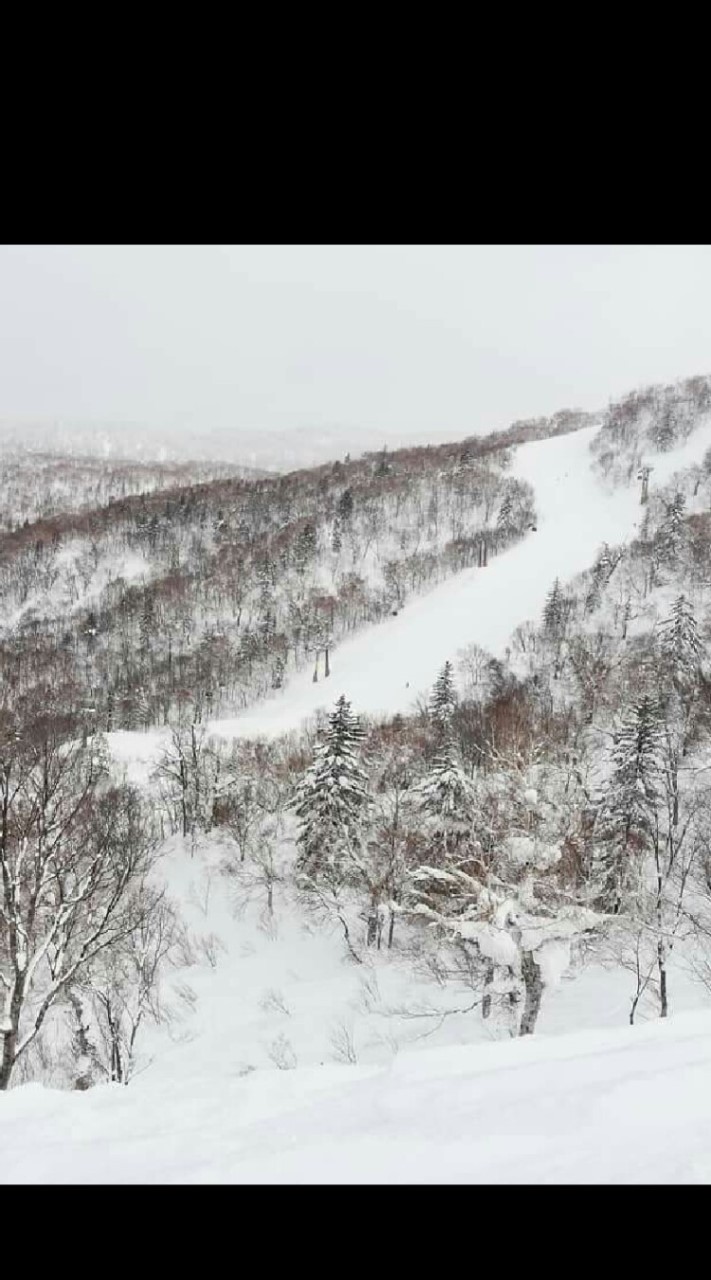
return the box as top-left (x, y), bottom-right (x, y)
top-left (4, 372), bottom-right (711, 1183)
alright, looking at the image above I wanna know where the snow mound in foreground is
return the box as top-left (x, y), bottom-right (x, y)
top-left (3, 1011), bottom-right (711, 1183)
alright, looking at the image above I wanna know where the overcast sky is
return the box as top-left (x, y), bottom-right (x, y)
top-left (1, 244), bottom-right (710, 439)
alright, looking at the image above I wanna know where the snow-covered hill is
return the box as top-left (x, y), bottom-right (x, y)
top-left (208, 418), bottom-right (711, 740)
top-left (6, 396), bottom-right (711, 1184)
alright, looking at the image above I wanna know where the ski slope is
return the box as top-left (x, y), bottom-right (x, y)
top-left (4, 1008), bottom-right (711, 1182)
top-left (210, 422), bottom-right (707, 740)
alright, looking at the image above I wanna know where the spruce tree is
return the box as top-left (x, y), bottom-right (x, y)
top-left (657, 594), bottom-right (703, 691)
top-left (497, 490), bottom-right (514, 534)
top-left (595, 695), bottom-right (666, 909)
top-left (543, 578), bottom-right (564, 634)
top-left (294, 695), bottom-right (370, 875)
top-left (657, 493), bottom-right (686, 565)
top-left (431, 661), bottom-right (457, 736)
top-left (414, 737), bottom-right (475, 857)
top-left (337, 488), bottom-right (354, 523)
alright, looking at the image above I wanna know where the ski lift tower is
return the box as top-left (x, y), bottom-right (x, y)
top-left (637, 463), bottom-right (654, 505)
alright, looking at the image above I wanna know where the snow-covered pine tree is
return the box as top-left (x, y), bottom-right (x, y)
top-left (497, 490), bottom-right (514, 534)
top-left (653, 404), bottom-right (677, 453)
top-left (595, 695), bottom-right (666, 910)
top-left (294, 695), bottom-right (370, 876)
top-left (430, 661), bottom-right (458, 737)
top-left (584, 543), bottom-right (621, 615)
top-left (413, 735), bottom-right (475, 858)
top-left (337, 487), bottom-right (354, 523)
top-left (543, 578), bottom-right (564, 634)
top-left (294, 522), bottom-right (318, 576)
top-left (657, 492), bottom-right (686, 566)
top-left (657, 594), bottom-right (704, 692)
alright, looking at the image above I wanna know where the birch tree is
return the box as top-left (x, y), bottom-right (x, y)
top-left (0, 718), bottom-right (157, 1090)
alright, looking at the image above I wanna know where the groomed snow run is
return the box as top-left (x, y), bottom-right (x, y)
top-left (4, 1012), bottom-right (711, 1182)
top-left (210, 422), bottom-right (711, 740)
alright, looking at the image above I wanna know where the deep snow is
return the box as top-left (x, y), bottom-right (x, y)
top-left (6, 419), bottom-right (711, 1183)
top-left (4, 1005), bottom-right (711, 1182)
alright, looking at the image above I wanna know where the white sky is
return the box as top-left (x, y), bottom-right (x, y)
top-left (1, 244), bottom-right (710, 438)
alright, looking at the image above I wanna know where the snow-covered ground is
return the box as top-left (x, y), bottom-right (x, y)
top-left (5, 1003), bottom-right (711, 1182)
top-left (7, 418), bottom-right (711, 1183)
top-left (1, 830), bottom-right (707, 1184)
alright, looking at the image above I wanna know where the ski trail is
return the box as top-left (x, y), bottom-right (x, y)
top-left (209, 426), bottom-right (626, 737)
top-left (158, 416), bottom-right (703, 743)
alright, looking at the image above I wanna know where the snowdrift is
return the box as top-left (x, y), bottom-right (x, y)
top-left (3, 1011), bottom-right (711, 1182)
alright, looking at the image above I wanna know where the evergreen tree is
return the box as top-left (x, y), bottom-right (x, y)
top-left (657, 594), bottom-right (704, 691)
top-left (430, 661), bottom-right (457, 735)
top-left (543, 578), bottom-right (564, 634)
top-left (337, 488), bottom-right (354, 523)
top-left (294, 695), bottom-right (370, 875)
top-left (294, 523), bottom-right (317, 575)
top-left (259, 605), bottom-right (276, 643)
top-left (257, 557), bottom-right (276, 611)
top-left (595, 695), bottom-right (666, 909)
top-left (414, 737), bottom-right (475, 856)
top-left (657, 492), bottom-right (686, 565)
top-left (497, 490), bottom-right (514, 534)
top-left (584, 546), bottom-right (617, 615)
top-left (653, 404), bottom-right (676, 452)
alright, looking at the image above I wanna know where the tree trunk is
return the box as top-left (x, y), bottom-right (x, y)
top-left (0, 978), bottom-right (25, 1090)
top-left (658, 944), bottom-right (668, 1018)
top-left (482, 961), bottom-right (495, 1019)
top-left (366, 896), bottom-right (379, 947)
top-left (519, 950), bottom-right (544, 1036)
top-left (0, 1027), bottom-right (17, 1091)
top-left (657, 886), bottom-right (669, 1019)
top-left (69, 990), bottom-right (96, 1091)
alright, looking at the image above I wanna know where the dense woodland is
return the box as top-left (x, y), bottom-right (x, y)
top-left (0, 413), bottom-right (570, 734)
top-left (4, 377), bottom-right (711, 1090)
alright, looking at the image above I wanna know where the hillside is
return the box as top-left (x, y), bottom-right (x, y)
top-left (4, 372), bottom-right (711, 1184)
top-left (211, 421), bottom-right (681, 736)
top-left (0, 450), bottom-right (264, 532)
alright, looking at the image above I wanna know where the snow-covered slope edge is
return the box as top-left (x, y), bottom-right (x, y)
top-left (4, 1009), bottom-right (711, 1182)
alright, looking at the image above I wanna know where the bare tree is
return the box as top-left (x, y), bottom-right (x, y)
top-left (74, 886), bottom-right (178, 1084)
top-left (611, 730), bottom-right (708, 1023)
top-left (0, 716), bottom-right (159, 1089)
top-left (154, 722), bottom-right (219, 842)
